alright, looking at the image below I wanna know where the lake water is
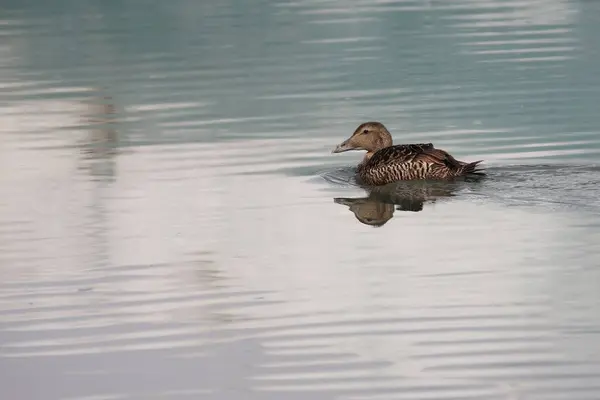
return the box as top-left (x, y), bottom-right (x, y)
top-left (2, 0), bottom-right (600, 399)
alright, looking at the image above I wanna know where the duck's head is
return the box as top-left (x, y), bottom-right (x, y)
top-left (332, 121), bottom-right (393, 154)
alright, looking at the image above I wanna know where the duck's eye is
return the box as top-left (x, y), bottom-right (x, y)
top-left (362, 129), bottom-right (369, 134)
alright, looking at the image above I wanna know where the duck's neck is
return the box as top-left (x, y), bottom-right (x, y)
top-left (357, 151), bottom-right (375, 172)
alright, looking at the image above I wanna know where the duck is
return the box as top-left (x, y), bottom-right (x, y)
top-left (332, 121), bottom-right (485, 186)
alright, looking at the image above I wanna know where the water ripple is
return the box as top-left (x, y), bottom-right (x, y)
top-left (3, 0), bottom-right (600, 399)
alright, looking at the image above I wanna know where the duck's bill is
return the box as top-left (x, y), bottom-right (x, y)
top-left (332, 140), bottom-right (352, 153)
top-left (334, 197), bottom-right (359, 206)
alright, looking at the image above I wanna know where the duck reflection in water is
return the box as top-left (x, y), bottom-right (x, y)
top-left (334, 180), bottom-right (468, 227)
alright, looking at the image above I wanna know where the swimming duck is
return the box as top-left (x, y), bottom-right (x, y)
top-left (332, 122), bottom-right (484, 186)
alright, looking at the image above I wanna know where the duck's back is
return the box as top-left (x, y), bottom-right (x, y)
top-left (358, 143), bottom-right (476, 185)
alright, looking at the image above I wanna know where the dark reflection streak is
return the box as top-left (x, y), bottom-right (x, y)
top-left (335, 179), bottom-right (478, 227)
top-left (80, 92), bottom-right (120, 173)
top-left (78, 91), bottom-right (119, 269)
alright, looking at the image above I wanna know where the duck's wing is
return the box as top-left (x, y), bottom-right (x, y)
top-left (369, 143), bottom-right (461, 168)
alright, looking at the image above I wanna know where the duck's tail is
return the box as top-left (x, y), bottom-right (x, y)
top-left (456, 160), bottom-right (485, 177)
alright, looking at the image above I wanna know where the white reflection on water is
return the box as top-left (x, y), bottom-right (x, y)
top-left (451, 0), bottom-right (578, 26)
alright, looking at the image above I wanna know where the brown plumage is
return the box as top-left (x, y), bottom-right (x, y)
top-left (332, 121), bottom-right (484, 186)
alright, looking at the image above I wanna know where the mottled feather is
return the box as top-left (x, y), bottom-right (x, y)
top-left (358, 143), bottom-right (482, 185)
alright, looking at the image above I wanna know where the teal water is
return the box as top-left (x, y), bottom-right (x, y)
top-left (2, 1), bottom-right (600, 399)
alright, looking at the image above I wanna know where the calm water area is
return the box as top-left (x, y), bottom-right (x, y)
top-left (2, 0), bottom-right (600, 399)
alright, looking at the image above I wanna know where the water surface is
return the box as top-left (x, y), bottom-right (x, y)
top-left (2, 0), bottom-right (600, 399)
